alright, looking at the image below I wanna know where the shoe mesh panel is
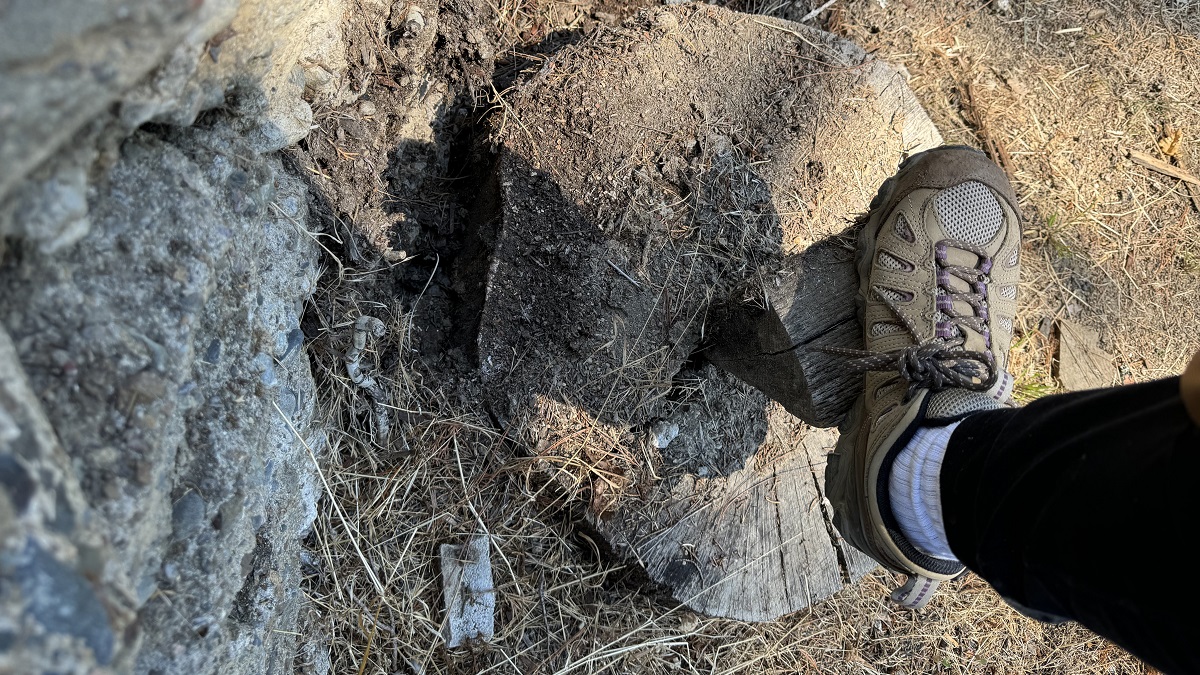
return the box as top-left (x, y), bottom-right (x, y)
top-left (999, 284), bottom-right (1017, 300)
top-left (878, 252), bottom-right (913, 271)
top-left (927, 389), bottom-right (1004, 419)
top-left (934, 181), bottom-right (1003, 245)
top-left (875, 287), bottom-right (910, 303)
top-left (870, 322), bottom-right (905, 337)
top-left (998, 317), bottom-right (1013, 333)
top-left (894, 213), bottom-right (916, 242)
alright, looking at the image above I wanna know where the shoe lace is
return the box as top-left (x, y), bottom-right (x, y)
top-left (825, 239), bottom-right (997, 401)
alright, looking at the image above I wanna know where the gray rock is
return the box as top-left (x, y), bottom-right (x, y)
top-left (649, 420), bottom-right (681, 449)
top-left (0, 126), bottom-right (321, 674)
top-left (1, 0), bottom-right (347, 242)
top-left (0, 159), bottom-right (91, 253)
top-left (0, 0), bottom-right (223, 199)
top-left (172, 491), bottom-right (209, 537)
top-left (0, 0), bottom-right (363, 672)
top-left (1, 324), bottom-right (130, 674)
top-left (10, 541), bottom-right (115, 665)
top-left (116, 0), bottom-right (349, 153)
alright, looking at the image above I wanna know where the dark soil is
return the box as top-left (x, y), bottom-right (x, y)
top-left (476, 4), bottom-right (929, 507)
top-left (291, 0), bottom-right (499, 364)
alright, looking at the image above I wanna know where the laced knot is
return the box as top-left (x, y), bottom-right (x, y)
top-left (823, 239), bottom-right (997, 400)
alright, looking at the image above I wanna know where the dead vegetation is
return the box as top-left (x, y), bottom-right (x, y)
top-left (293, 0), bottom-right (1200, 673)
top-left (829, 0), bottom-right (1200, 391)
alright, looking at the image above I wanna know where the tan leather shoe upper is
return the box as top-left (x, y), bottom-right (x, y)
top-left (825, 146), bottom-right (1022, 608)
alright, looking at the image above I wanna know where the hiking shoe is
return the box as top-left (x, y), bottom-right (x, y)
top-left (825, 146), bottom-right (1022, 608)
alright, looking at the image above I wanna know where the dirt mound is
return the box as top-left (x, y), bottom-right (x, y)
top-left (475, 4), bottom-right (937, 618)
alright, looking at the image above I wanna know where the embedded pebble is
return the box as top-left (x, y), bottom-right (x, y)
top-left (649, 420), bottom-right (680, 449)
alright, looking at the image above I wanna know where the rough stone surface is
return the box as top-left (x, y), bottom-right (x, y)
top-left (0, 0), bottom-right (348, 249)
top-left (0, 0), bottom-right (418, 671)
top-left (0, 0), bottom-right (234, 202)
top-left (1, 325), bottom-right (131, 673)
top-left (120, 0), bottom-right (350, 152)
top-left (0, 127), bottom-right (322, 673)
top-left (0, 0), bottom-right (459, 670)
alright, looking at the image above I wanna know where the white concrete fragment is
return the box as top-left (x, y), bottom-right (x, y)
top-left (440, 536), bottom-right (495, 647)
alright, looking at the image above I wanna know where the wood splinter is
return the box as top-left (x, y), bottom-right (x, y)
top-left (1127, 148), bottom-right (1200, 185)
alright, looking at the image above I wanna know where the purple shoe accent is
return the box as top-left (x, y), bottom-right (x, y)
top-left (936, 295), bottom-right (954, 312)
top-left (980, 258), bottom-right (993, 274)
top-left (992, 372), bottom-right (1013, 401)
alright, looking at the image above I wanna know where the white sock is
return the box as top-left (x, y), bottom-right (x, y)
top-left (888, 422), bottom-right (962, 561)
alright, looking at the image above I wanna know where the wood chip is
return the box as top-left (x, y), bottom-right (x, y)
top-left (1158, 125), bottom-right (1183, 158)
top-left (1056, 320), bottom-right (1114, 392)
top-left (440, 536), bottom-right (495, 647)
top-left (1127, 149), bottom-right (1200, 185)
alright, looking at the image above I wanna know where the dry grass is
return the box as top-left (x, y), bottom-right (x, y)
top-left (827, 0), bottom-right (1200, 385)
top-left (294, 1), bottom-right (1200, 673)
top-left (299, 249), bottom-right (1151, 675)
top-left (299, 334), bottom-right (1149, 674)
top-left (298, 333), bottom-right (1145, 675)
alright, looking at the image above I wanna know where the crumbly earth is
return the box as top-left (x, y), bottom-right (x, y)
top-left (478, 4), bottom-right (936, 503)
top-left (296, 0), bottom-right (1196, 672)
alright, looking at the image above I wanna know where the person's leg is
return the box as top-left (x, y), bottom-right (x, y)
top-left (941, 374), bottom-right (1200, 675)
top-left (826, 142), bottom-right (1200, 671)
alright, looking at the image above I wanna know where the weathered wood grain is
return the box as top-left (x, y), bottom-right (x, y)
top-left (1057, 320), bottom-right (1115, 392)
top-left (592, 420), bottom-right (850, 620)
top-left (707, 238), bottom-right (863, 428)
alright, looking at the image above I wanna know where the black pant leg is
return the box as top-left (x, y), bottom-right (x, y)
top-left (941, 377), bottom-right (1200, 675)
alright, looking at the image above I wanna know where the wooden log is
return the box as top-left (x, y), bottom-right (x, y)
top-left (596, 416), bottom-right (877, 620)
top-left (706, 238), bottom-right (862, 428)
top-left (476, 4), bottom-right (941, 619)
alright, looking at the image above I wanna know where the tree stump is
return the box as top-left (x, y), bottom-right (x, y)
top-left (705, 238), bottom-right (863, 428)
top-left (475, 4), bottom-right (940, 619)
